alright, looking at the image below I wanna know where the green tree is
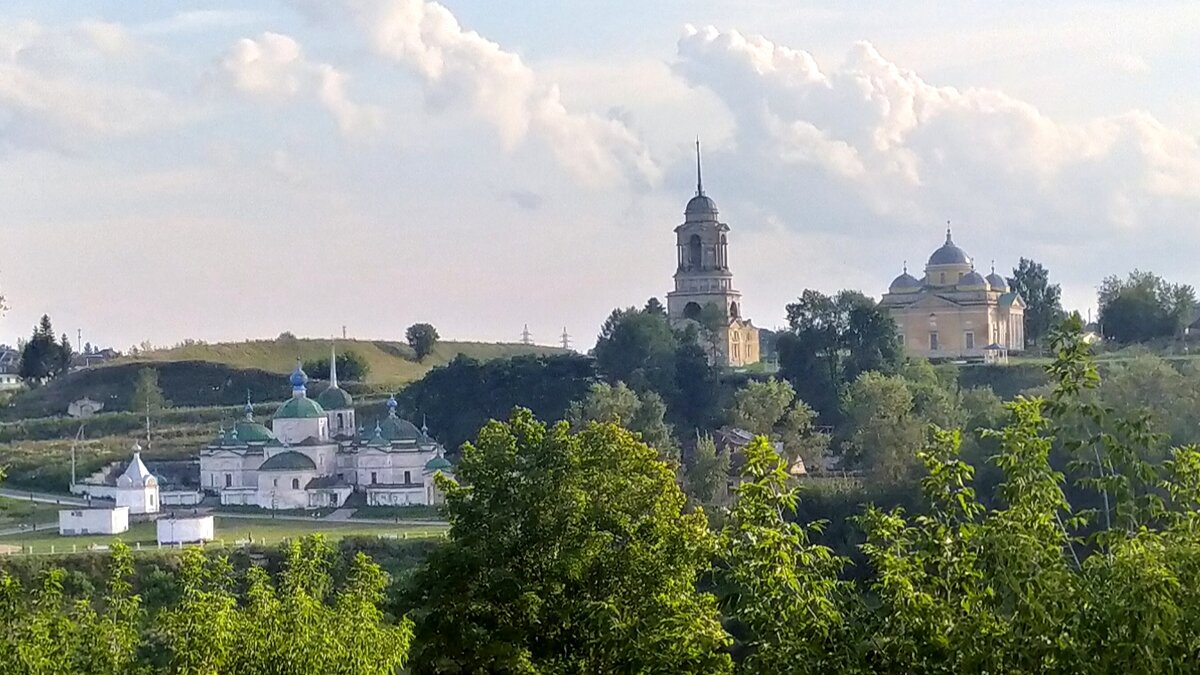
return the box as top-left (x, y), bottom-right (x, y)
top-left (684, 433), bottom-right (730, 507)
top-left (594, 306), bottom-right (680, 395)
top-left (1098, 269), bottom-right (1196, 343)
top-left (730, 377), bottom-right (829, 466)
top-left (566, 381), bottom-right (680, 462)
top-left (719, 436), bottom-right (848, 672)
top-left (777, 289), bottom-right (903, 421)
top-left (405, 323), bottom-right (439, 361)
top-left (404, 409), bottom-right (732, 673)
top-left (18, 315), bottom-right (70, 384)
top-left (643, 296), bottom-right (666, 316)
top-left (1007, 257), bottom-right (1064, 348)
top-left (304, 350), bottom-right (370, 382)
top-left (130, 367), bottom-right (171, 414)
top-left (840, 371), bottom-right (925, 486)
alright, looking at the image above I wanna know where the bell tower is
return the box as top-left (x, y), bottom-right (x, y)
top-left (666, 141), bottom-right (759, 366)
top-left (667, 141), bottom-right (742, 323)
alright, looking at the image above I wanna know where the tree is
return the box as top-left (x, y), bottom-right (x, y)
top-left (839, 371), bottom-right (925, 486)
top-left (398, 353), bottom-right (595, 452)
top-left (405, 323), bottom-right (439, 361)
top-left (404, 409), bottom-right (732, 673)
top-left (778, 290), bottom-right (903, 421)
top-left (684, 433), bottom-right (731, 507)
top-left (304, 350), bottom-right (370, 382)
top-left (730, 377), bottom-right (829, 466)
top-left (18, 315), bottom-right (71, 384)
top-left (1098, 269), bottom-right (1196, 344)
top-left (718, 437), bottom-right (848, 672)
top-left (1008, 257), bottom-right (1064, 348)
top-left (643, 296), bottom-right (666, 316)
top-left (567, 381), bottom-right (679, 462)
top-left (593, 307), bottom-right (680, 395)
top-left (130, 367), bottom-right (170, 414)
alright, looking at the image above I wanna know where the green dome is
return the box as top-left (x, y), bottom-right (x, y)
top-left (234, 420), bottom-right (275, 443)
top-left (424, 456), bottom-right (452, 472)
top-left (316, 385), bottom-right (353, 410)
top-left (274, 396), bottom-right (326, 420)
top-left (259, 451), bottom-right (317, 471)
top-left (381, 415), bottom-right (421, 442)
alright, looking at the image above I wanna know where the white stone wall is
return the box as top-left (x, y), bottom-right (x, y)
top-left (255, 470), bottom-right (316, 509)
top-left (58, 507), bottom-right (129, 536)
top-left (272, 417), bottom-right (328, 445)
top-left (157, 516), bottom-right (214, 544)
top-left (116, 481), bottom-right (159, 514)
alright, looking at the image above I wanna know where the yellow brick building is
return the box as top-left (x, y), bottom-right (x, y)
top-left (880, 228), bottom-right (1025, 361)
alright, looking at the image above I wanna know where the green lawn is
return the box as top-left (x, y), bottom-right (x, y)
top-left (0, 496), bottom-right (61, 528)
top-left (0, 516), bottom-right (447, 555)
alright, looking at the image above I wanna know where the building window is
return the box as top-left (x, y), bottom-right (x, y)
top-left (404, 470), bottom-right (412, 484)
top-left (225, 474), bottom-right (232, 488)
top-left (939, 272), bottom-right (945, 284)
top-left (337, 413), bottom-right (344, 430)
top-left (964, 331), bottom-right (975, 350)
top-left (291, 478), bottom-right (300, 490)
top-left (370, 471), bottom-right (377, 484)
top-left (273, 478), bottom-right (278, 487)
top-left (929, 332), bottom-right (939, 351)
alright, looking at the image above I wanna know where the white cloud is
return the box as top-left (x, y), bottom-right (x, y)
top-left (220, 32), bottom-right (383, 136)
top-left (315, 0), bottom-right (660, 188)
top-left (1110, 52), bottom-right (1150, 75)
top-left (673, 25), bottom-right (1200, 287)
top-left (0, 20), bottom-right (179, 151)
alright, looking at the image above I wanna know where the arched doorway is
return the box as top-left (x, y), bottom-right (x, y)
top-left (687, 234), bottom-right (702, 269)
top-left (683, 302), bottom-right (702, 320)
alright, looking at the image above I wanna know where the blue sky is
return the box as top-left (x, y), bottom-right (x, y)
top-left (1, 1), bottom-right (1198, 350)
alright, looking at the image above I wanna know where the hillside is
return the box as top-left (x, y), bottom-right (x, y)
top-left (114, 338), bottom-right (566, 385)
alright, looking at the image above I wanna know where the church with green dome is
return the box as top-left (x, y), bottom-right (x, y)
top-left (199, 348), bottom-right (453, 510)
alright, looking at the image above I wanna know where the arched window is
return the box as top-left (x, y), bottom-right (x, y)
top-left (719, 234), bottom-right (728, 268)
top-left (684, 302), bottom-right (702, 320)
top-left (291, 478), bottom-right (300, 490)
top-left (687, 234), bottom-right (702, 269)
top-left (336, 412), bottom-right (344, 430)
top-left (730, 301), bottom-right (740, 319)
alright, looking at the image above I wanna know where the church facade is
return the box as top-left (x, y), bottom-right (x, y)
top-left (880, 228), bottom-right (1025, 360)
top-left (198, 352), bottom-right (453, 510)
top-left (666, 145), bottom-right (760, 367)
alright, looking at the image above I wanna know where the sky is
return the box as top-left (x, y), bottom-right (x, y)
top-left (1, 1), bottom-right (1198, 351)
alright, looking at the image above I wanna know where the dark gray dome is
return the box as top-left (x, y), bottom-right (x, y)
top-left (685, 194), bottom-right (718, 219)
top-left (927, 228), bottom-right (971, 266)
top-left (889, 272), bottom-right (921, 292)
top-left (959, 270), bottom-right (987, 287)
top-left (986, 272), bottom-right (1008, 291)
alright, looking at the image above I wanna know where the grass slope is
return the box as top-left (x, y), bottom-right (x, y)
top-left (120, 338), bottom-right (566, 385)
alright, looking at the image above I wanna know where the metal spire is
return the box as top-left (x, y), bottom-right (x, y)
top-left (945, 220), bottom-right (952, 244)
top-left (329, 343), bottom-right (338, 389)
top-left (695, 137), bottom-right (704, 196)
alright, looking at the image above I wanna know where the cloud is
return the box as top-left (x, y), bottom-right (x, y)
top-left (673, 25), bottom-right (1200, 295)
top-left (506, 189), bottom-right (543, 210)
top-left (0, 20), bottom-right (179, 151)
top-left (220, 32), bottom-right (383, 136)
top-left (310, 0), bottom-right (659, 188)
top-left (1109, 52), bottom-right (1150, 75)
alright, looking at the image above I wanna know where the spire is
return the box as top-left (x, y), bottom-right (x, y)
top-left (244, 391), bottom-right (254, 420)
top-left (945, 220), bottom-right (953, 244)
top-left (329, 343), bottom-right (338, 389)
top-left (695, 137), bottom-right (704, 196)
top-left (902, 259), bottom-right (908, 274)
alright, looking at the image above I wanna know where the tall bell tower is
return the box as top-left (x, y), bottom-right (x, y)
top-left (666, 141), bottom-right (759, 366)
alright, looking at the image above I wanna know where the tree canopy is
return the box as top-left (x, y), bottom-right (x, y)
top-left (303, 350), bottom-right (370, 382)
top-left (18, 315), bottom-right (72, 384)
top-left (405, 323), bottom-right (439, 361)
top-left (777, 289), bottom-right (903, 420)
top-left (403, 409), bottom-right (732, 673)
top-left (130, 367), bottom-right (170, 414)
top-left (1098, 269), bottom-right (1196, 344)
top-left (1008, 257), bottom-right (1064, 348)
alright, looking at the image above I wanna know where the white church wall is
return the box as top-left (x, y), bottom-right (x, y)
top-left (58, 507), bottom-right (129, 536)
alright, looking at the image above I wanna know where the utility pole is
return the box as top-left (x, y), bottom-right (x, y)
top-left (521, 324), bottom-right (533, 346)
top-left (342, 324), bottom-right (347, 339)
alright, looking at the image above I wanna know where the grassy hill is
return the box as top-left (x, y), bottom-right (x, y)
top-left (118, 338), bottom-right (565, 385)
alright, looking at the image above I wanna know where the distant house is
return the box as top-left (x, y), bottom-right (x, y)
top-left (0, 363), bottom-right (22, 391)
top-left (713, 426), bottom-right (807, 476)
top-left (72, 348), bottom-right (120, 369)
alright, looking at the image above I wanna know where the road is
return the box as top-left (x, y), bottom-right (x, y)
top-left (0, 487), bottom-right (90, 507)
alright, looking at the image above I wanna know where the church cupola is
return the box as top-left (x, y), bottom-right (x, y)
top-left (289, 360), bottom-right (309, 398)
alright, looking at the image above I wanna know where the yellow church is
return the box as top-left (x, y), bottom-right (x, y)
top-left (880, 228), bottom-right (1025, 361)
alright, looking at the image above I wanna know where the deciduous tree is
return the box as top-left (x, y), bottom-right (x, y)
top-left (405, 323), bottom-right (439, 361)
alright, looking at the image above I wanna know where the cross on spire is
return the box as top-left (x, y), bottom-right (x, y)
top-left (695, 137), bottom-right (704, 196)
top-left (945, 220), bottom-right (953, 244)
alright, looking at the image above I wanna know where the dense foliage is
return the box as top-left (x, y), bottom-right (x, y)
top-left (18, 315), bottom-right (73, 384)
top-left (1098, 269), bottom-right (1195, 344)
top-left (1008, 257), bottom-right (1064, 348)
top-left (397, 353), bottom-right (595, 453)
top-left (403, 409), bottom-right (732, 673)
top-left (303, 350), bottom-right (371, 382)
top-left (405, 323), bottom-right (439, 361)
top-left (0, 537), bottom-right (411, 674)
top-left (130, 367), bottom-right (170, 415)
top-left (777, 289), bottom-right (903, 421)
